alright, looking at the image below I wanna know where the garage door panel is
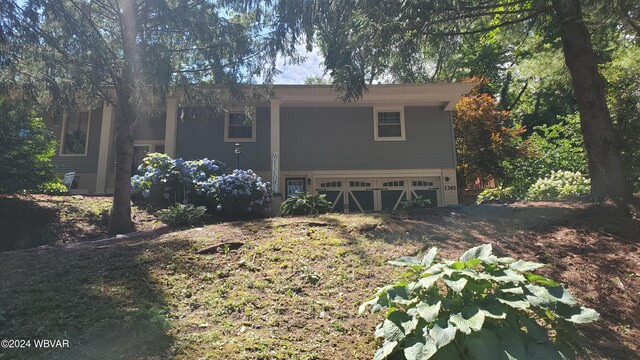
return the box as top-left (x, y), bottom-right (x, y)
top-left (318, 190), bottom-right (344, 212)
top-left (316, 179), bottom-right (345, 212)
top-left (316, 176), bottom-right (441, 212)
top-left (379, 179), bottom-right (408, 211)
top-left (412, 189), bottom-right (438, 208)
top-left (349, 190), bottom-right (375, 212)
top-left (347, 180), bottom-right (375, 213)
top-left (381, 190), bottom-right (406, 211)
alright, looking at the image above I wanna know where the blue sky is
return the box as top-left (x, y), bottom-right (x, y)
top-left (273, 45), bottom-right (327, 84)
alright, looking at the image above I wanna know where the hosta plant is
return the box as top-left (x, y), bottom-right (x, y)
top-left (475, 186), bottom-right (515, 204)
top-left (400, 196), bottom-right (432, 209)
top-left (360, 244), bottom-right (598, 360)
top-left (155, 203), bottom-right (207, 227)
top-left (279, 191), bottom-right (332, 216)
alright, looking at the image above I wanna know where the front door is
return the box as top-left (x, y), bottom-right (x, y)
top-left (285, 178), bottom-right (306, 198)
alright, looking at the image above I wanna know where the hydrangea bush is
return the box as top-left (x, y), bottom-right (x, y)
top-left (526, 171), bottom-right (590, 200)
top-left (210, 169), bottom-right (270, 214)
top-left (131, 153), bottom-right (270, 214)
top-left (131, 153), bottom-right (224, 206)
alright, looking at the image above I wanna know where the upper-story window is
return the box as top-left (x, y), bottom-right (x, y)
top-left (225, 111), bottom-right (256, 142)
top-left (374, 106), bottom-right (405, 141)
top-left (60, 111), bottom-right (90, 155)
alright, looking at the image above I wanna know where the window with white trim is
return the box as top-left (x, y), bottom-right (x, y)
top-left (61, 111), bottom-right (90, 155)
top-left (374, 106), bottom-right (405, 141)
top-left (225, 111), bottom-right (255, 142)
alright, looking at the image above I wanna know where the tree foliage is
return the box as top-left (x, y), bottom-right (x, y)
top-left (454, 80), bottom-right (522, 190)
top-left (265, 0), bottom-right (635, 200)
top-left (604, 44), bottom-right (640, 191)
top-left (4, 0), bottom-right (284, 233)
top-left (0, 97), bottom-right (57, 193)
top-left (503, 114), bottom-right (588, 195)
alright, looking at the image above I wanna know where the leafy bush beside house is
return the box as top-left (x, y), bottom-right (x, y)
top-left (0, 98), bottom-right (58, 193)
top-left (212, 170), bottom-right (271, 214)
top-left (131, 153), bottom-right (270, 216)
top-left (37, 179), bottom-right (70, 195)
top-left (360, 244), bottom-right (598, 360)
top-left (131, 153), bottom-right (225, 206)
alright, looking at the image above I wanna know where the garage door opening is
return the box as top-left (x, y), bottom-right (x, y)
top-left (315, 178), bottom-right (440, 212)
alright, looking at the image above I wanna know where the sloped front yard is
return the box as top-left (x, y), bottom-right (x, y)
top-left (0, 195), bottom-right (159, 251)
top-left (0, 200), bottom-right (639, 359)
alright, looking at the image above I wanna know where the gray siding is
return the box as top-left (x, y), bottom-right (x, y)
top-left (109, 112), bottom-right (167, 174)
top-left (176, 107), bottom-right (271, 171)
top-left (134, 111), bottom-right (166, 140)
top-left (51, 108), bottom-right (103, 173)
top-left (280, 106), bottom-right (454, 170)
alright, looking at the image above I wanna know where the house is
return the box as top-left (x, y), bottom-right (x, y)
top-left (50, 83), bottom-right (474, 212)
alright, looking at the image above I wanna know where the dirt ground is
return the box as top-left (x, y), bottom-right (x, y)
top-left (0, 199), bottom-right (638, 359)
top-left (0, 195), bottom-right (161, 251)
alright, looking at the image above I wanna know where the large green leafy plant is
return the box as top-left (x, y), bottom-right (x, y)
top-left (400, 196), bottom-right (433, 210)
top-left (155, 204), bottom-right (207, 228)
top-left (360, 244), bottom-right (598, 360)
top-left (475, 186), bottom-right (516, 205)
top-left (279, 191), bottom-right (332, 216)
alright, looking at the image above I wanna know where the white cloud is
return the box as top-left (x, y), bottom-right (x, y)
top-left (273, 44), bottom-right (327, 84)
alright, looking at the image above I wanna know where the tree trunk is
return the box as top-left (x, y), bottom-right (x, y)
top-left (108, 0), bottom-right (140, 234)
top-left (552, 0), bottom-right (631, 200)
top-left (108, 94), bottom-right (136, 234)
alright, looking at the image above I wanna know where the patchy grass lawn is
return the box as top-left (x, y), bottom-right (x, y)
top-left (0, 200), bottom-right (639, 359)
top-left (0, 195), bottom-right (160, 251)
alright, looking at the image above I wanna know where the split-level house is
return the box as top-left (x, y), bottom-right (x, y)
top-left (50, 83), bottom-right (474, 212)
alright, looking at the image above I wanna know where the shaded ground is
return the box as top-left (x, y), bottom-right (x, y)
top-left (0, 195), bottom-right (161, 251)
top-left (0, 199), bottom-right (638, 359)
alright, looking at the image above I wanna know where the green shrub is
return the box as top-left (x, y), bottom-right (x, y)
top-left (131, 154), bottom-right (270, 216)
top-left (211, 170), bottom-right (271, 214)
top-left (279, 191), bottom-right (332, 216)
top-left (38, 179), bottom-right (70, 195)
top-left (502, 114), bottom-right (588, 196)
top-left (360, 244), bottom-right (598, 360)
top-left (155, 203), bottom-right (207, 227)
top-left (0, 98), bottom-right (58, 193)
top-left (131, 153), bottom-right (225, 207)
top-left (526, 171), bottom-right (590, 200)
top-left (400, 196), bottom-right (432, 209)
top-left (476, 186), bottom-right (515, 204)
